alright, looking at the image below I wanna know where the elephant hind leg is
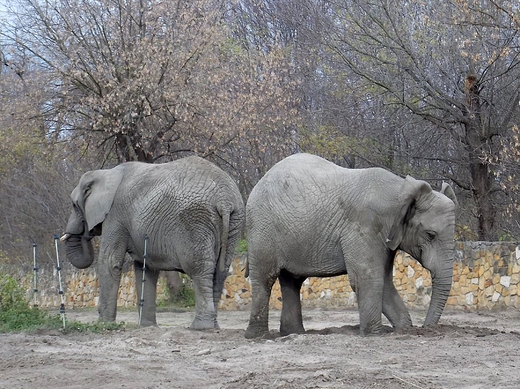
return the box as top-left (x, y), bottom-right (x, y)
top-left (190, 273), bottom-right (218, 331)
top-left (279, 269), bottom-right (306, 336)
top-left (245, 267), bottom-right (277, 339)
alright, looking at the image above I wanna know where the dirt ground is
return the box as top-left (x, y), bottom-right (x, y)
top-left (1, 306), bottom-right (520, 389)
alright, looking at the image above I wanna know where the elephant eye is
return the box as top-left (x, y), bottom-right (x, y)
top-left (425, 231), bottom-right (436, 241)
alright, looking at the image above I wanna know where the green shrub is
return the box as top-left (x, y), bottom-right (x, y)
top-left (236, 238), bottom-right (248, 253)
top-left (0, 273), bottom-right (59, 332)
top-left (0, 273), bottom-right (127, 333)
top-left (175, 284), bottom-right (196, 308)
top-left (165, 274), bottom-right (196, 308)
top-left (0, 273), bottom-right (26, 311)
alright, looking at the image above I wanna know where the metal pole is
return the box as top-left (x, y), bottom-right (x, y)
top-left (138, 235), bottom-right (149, 326)
top-left (32, 243), bottom-right (38, 308)
top-left (54, 235), bottom-right (66, 329)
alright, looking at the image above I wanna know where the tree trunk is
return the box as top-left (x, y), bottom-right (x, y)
top-left (463, 74), bottom-right (496, 240)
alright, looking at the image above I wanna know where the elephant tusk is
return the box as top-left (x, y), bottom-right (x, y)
top-left (60, 233), bottom-right (71, 242)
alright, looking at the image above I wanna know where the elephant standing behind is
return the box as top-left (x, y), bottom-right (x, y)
top-left (61, 156), bottom-right (244, 329)
top-left (245, 153), bottom-right (457, 337)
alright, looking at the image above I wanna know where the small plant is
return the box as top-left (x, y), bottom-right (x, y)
top-left (0, 273), bottom-right (129, 334)
top-left (66, 320), bottom-right (127, 333)
top-left (0, 273), bottom-right (61, 332)
top-left (236, 238), bottom-right (248, 253)
top-left (175, 284), bottom-right (196, 308)
top-left (166, 274), bottom-right (196, 308)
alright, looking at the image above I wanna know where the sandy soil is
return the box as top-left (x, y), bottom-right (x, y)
top-left (1, 306), bottom-right (520, 389)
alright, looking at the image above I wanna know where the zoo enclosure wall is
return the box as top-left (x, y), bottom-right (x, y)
top-left (4, 241), bottom-right (520, 313)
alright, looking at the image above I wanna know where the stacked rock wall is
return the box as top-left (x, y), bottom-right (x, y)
top-left (4, 241), bottom-right (520, 313)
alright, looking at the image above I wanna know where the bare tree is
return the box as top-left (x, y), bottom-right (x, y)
top-left (2, 0), bottom-right (299, 171)
top-left (0, 0), bottom-right (301, 292)
top-left (0, 59), bottom-right (87, 264)
top-left (289, 0), bottom-right (520, 240)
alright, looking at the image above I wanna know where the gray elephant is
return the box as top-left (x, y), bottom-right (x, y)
top-left (61, 156), bottom-right (244, 329)
top-left (244, 153), bottom-right (457, 337)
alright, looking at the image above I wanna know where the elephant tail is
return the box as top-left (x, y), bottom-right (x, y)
top-left (218, 205), bottom-right (231, 273)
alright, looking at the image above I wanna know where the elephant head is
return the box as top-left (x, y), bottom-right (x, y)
top-left (61, 166), bottom-right (124, 269)
top-left (387, 176), bottom-right (457, 327)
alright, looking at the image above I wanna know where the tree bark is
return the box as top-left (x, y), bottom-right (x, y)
top-left (463, 74), bottom-right (496, 240)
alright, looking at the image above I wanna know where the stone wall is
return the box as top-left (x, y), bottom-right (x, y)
top-left (4, 242), bottom-right (520, 314)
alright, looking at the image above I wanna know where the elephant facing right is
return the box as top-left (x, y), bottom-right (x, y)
top-left (245, 153), bottom-right (457, 338)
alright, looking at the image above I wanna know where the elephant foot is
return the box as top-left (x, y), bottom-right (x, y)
top-left (279, 324), bottom-right (305, 337)
top-left (393, 321), bottom-right (413, 333)
top-left (359, 322), bottom-right (383, 336)
top-left (139, 319), bottom-right (158, 327)
top-left (244, 323), bottom-right (269, 339)
top-left (98, 316), bottom-right (116, 324)
top-left (190, 317), bottom-right (219, 331)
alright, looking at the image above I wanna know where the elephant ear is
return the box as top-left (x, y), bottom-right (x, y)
top-left (71, 165), bottom-right (125, 232)
top-left (387, 176), bottom-right (432, 251)
top-left (440, 182), bottom-right (458, 208)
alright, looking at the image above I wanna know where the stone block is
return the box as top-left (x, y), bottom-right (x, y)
top-left (500, 276), bottom-right (511, 288)
top-left (447, 296), bottom-right (459, 306)
top-left (468, 284), bottom-right (479, 292)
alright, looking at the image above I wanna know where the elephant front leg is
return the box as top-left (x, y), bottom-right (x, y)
top-left (97, 240), bottom-right (126, 323)
top-left (352, 275), bottom-right (385, 335)
top-left (279, 270), bottom-right (306, 336)
top-left (382, 270), bottom-right (412, 331)
top-left (134, 262), bottom-right (159, 327)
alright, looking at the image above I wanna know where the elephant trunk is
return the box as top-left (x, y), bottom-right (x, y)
top-left (63, 233), bottom-right (95, 269)
top-left (424, 253), bottom-right (454, 326)
top-left (62, 209), bottom-right (96, 269)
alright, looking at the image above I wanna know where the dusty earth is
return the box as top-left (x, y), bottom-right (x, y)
top-left (1, 307), bottom-right (520, 389)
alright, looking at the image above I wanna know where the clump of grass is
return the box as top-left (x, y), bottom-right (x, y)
top-left (159, 273), bottom-right (196, 309)
top-left (0, 273), bottom-right (61, 332)
top-left (235, 238), bottom-right (248, 253)
top-left (174, 283), bottom-right (196, 308)
top-left (0, 273), bottom-right (126, 334)
top-left (65, 320), bottom-right (127, 334)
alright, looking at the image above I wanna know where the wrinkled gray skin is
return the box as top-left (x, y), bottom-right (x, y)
top-left (62, 156), bottom-right (244, 329)
top-left (245, 153), bottom-right (457, 338)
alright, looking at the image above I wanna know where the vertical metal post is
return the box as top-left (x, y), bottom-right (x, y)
top-left (54, 235), bottom-right (66, 329)
top-left (138, 235), bottom-right (149, 326)
top-left (32, 243), bottom-right (38, 308)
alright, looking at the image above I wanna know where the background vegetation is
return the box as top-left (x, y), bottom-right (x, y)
top-left (0, 0), bottom-right (519, 272)
top-left (0, 272), bottom-right (126, 332)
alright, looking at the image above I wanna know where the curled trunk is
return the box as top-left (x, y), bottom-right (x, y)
top-left (63, 210), bottom-right (96, 269)
top-left (64, 234), bottom-right (95, 269)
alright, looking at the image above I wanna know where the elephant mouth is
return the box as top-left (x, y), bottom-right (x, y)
top-left (61, 233), bottom-right (94, 242)
top-left (61, 223), bottom-right (102, 242)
